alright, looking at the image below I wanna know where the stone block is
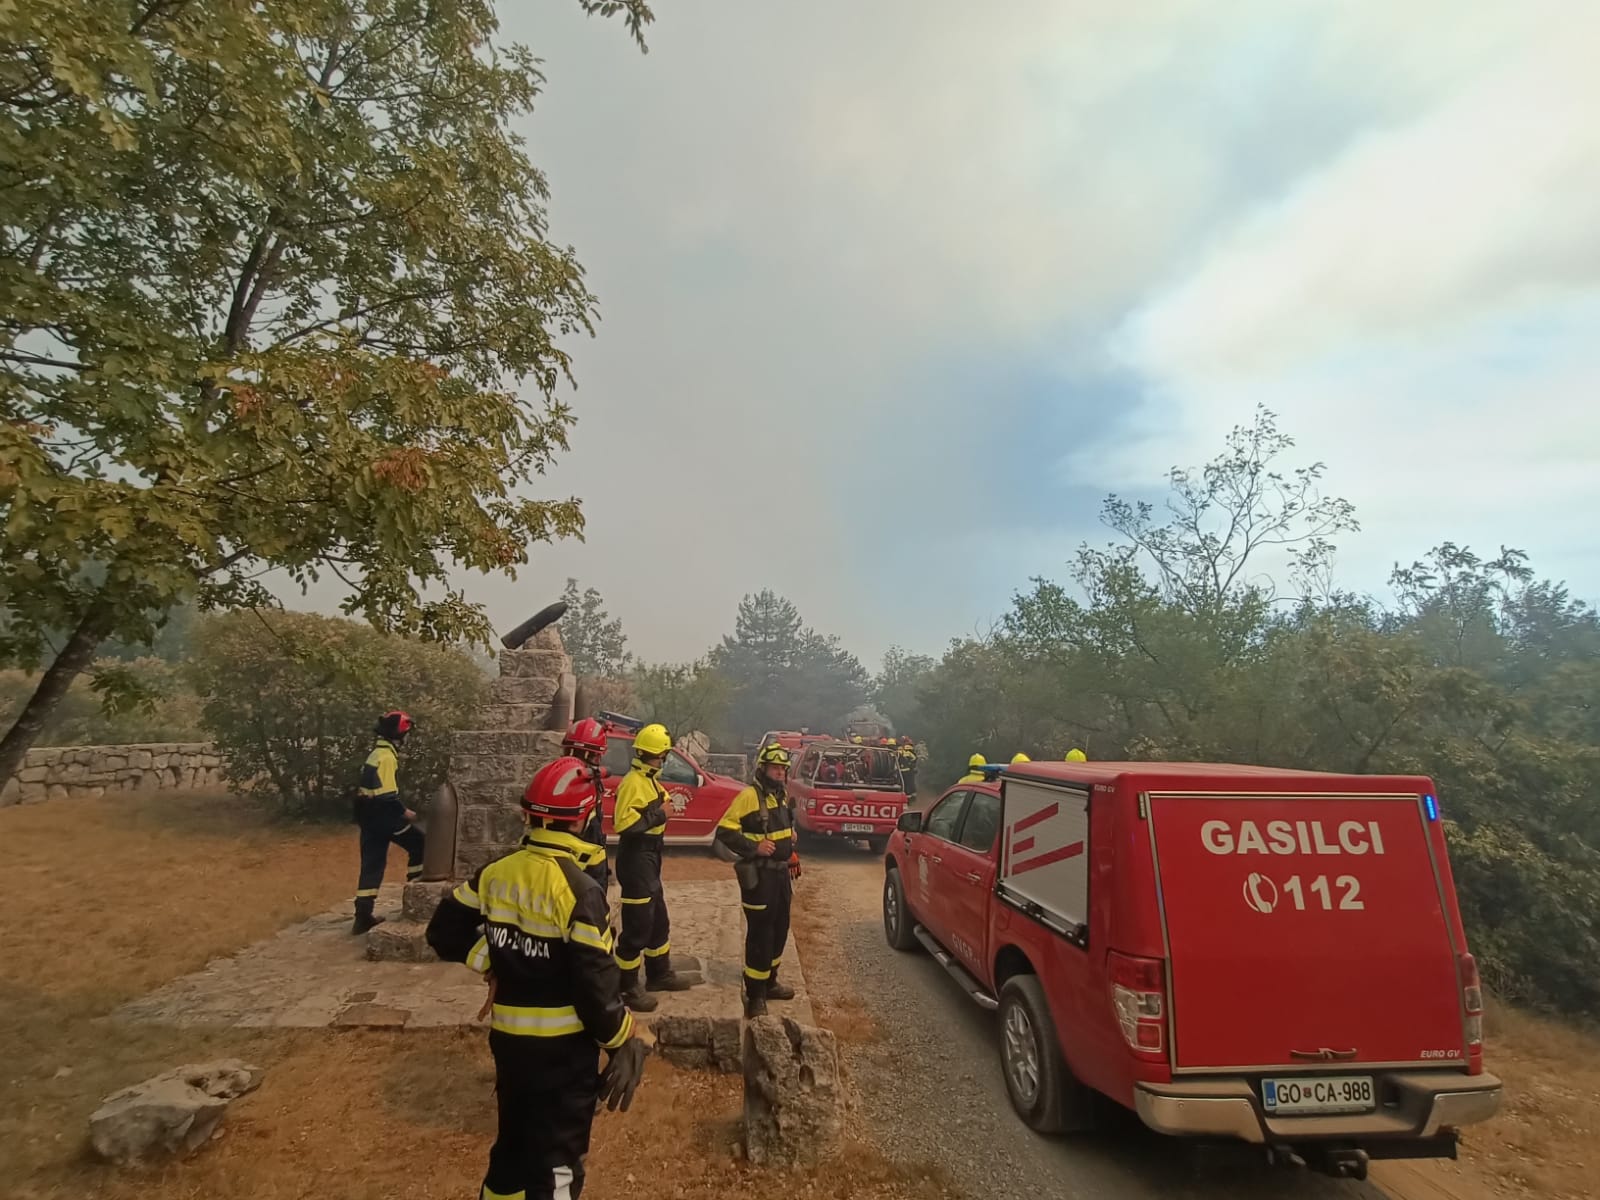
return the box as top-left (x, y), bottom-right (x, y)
top-left (477, 704), bottom-right (552, 731)
top-left (132, 750), bottom-right (153, 769)
top-left (529, 625), bottom-right (565, 653)
top-left (451, 729), bottom-right (562, 758)
top-left (710, 1017), bottom-right (744, 1072)
top-left (499, 648), bottom-right (570, 680)
top-left (742, 1017), bottom-right (843, 1167)
top-left (18, 766), bottom-right (47, 784)
top-left (365, 920), bottom-right (437, 963)
top-left (653, 1015), bottom-right (711, 1047)
top-left (402, 880), bottom-right (454, 923)
top-left (88, 1059), bottom-right (263, 1166)
top-left (45, 783), bottom-right (67, 802)
top-left (453, 780), bottom-right (523, 809)
top-left (448, 755), bottom-right (519, 784)
top-left (489, 808), bottom-right (527, 843)
top-left (489, 676), bottom-right (559, 705)
top-left (459, 806), bottom-right (489, 845)
top-left (661, 1045), bottom-right (712, 1069)
top-left (454, 843), bottom-right (498, 878)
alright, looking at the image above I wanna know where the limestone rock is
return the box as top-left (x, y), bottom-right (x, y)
top-left (710, 1017), bottom-right (744, 1073)
top-left (402, 880), bottom-right (453, 923)
top-left (530, 624), bottom-right (565, 653)
top-left (498, 648), bottom-right (569, 680)
top-left (88, 1059), bottom-right (263, 1166)
top-left (653, 1015), bottom-right (711, 1047)
top-left (742, 1017), bottom-right (843, 1167)
top-left (365, 920), bottom-right (437, 963)
top-left (674, 731), bottom-right (712, 765)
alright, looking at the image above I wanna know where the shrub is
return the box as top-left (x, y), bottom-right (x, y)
top-left (188, 610), bottom-right (486, 819)
top-left (0, 658), bottom-right (203, 745)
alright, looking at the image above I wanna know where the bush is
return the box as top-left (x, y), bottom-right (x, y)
top-left (188, 610), bottom-right (487, 820)
top-left (0, 658), bottom-right (204, 745)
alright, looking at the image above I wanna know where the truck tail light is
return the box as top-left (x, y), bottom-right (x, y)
top-left (1458, 952), bottom-right (1483, 1049)
top-left (1109, 951), bottom-right (1167, 1059)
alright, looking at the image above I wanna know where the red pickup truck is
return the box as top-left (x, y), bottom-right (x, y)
top-left (790, 740), bottom-right (909, 853)
top-left (883, 760), bottom-right (1501, 1180)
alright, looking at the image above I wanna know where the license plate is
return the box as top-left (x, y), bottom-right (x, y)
top-left (1262, 1075), bottom-right (1375, 1115)
top-left (842, 823), bottom-right (876, 833)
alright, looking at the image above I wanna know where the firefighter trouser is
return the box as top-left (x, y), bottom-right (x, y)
top-left (739, 865), bottom-right (792, 996)
top-left (615, 840), bottom-right (672, 979)
top-left (900, 767), bottom-right (917, 797)
top-left (354, 814), bottom-right (425, 917)
top-left (481, 1030), bottom-right (598, 1200)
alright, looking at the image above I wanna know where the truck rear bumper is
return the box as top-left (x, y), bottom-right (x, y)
top-left (1133, 1071), bottom-right (1502, 1145)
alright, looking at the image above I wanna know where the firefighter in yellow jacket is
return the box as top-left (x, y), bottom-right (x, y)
top-left (612, 722), bottom-right (693, 1010)
top-left (957, 752), bottom-right (987, 784)
top-left (351, 710), bottom-right (425, 934)
top-left (717, 743), bottom-right (801, 1018)
top-left (427, 756), bottom-right (648, 1200)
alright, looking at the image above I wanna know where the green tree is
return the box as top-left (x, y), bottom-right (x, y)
top-left (188, 609), bottom-right (486, 818)
top-left (559, 577), bottom-right (633, 677)
top-left (708, 590), bottom-right (868, 739)
top-left (0, 0), bottom-right (653, 783)
top-left (630, 659), bottom-right (731, 741)
top-left (870, 645), bottom-right (936, 732)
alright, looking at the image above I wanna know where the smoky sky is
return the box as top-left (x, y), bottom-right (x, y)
top-left (292, 1), bottom-right (1600, 666)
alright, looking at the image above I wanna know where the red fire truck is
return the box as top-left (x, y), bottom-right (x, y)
top-left (592, 712), bottom-right (744, 846)
top-left (883, 760), bottom-right (1500, 1180)
top-left (789, 740), bottom-right (909, 853)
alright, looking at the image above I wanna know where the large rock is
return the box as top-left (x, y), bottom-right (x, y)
top-left (89, 1060), bottom-right (263, 1166)
top-left (365, 920), bottom-right (437, 962)
top-left (675, 731), bottom-right (712, 765)
top-left (742, 1017), bottom-right (843, 1166)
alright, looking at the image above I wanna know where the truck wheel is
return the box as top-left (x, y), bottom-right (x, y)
top-left (882, 867), bottom-right (921, 952)
top-left (998, 974), bottom-right (1096, 1134)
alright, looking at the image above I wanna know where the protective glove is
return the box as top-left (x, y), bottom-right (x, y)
top-left (597, 1037), bottom-right (650, 1113)
top-left (788, 853), bottom-right (802, 881)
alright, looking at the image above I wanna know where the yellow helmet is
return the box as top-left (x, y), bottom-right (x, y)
top-left (758, 743), bottom-right (792, 768)
top-left (633, 723), bottom-right (672, 757)
top-left (1010, 752), bottom-right (1031, 765)
top-left (1065, 748), bottom-right (1087, 762)
top-left (852, 735), bottom-right (863, 744)
top-left (967, 753), bottom-right (985, 769)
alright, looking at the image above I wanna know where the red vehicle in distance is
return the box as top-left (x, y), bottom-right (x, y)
top-left (790, 740), bottom-right (909, 853)
top-left (883, 760), bottom-right (1500, 1180)
top-left (592, 713), bottom-right (743, 846)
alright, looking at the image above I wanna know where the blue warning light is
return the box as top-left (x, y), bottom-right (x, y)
top-left (1424, 795), bottom-right (1439, 821)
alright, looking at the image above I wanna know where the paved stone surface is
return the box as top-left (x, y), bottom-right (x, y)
top-left (112, 879), bottom-right (811, 1032)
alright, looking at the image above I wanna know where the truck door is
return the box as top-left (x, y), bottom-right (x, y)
top-left (658, 749), bottom-right (714, 840)
top-left (937, 789), bottom-right (1002, 977)
top-left (908, 789), bottom-right (971, 940)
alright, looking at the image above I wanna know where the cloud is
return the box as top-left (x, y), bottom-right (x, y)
top-left (281, 2), bottom-right (1600, 664)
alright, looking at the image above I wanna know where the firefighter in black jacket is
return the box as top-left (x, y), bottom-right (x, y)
top-left (717, 742), bottom-right (802, 1018)
top-left (427, 755), bottom-right (648, 1200)
top-left (351, 710), bottom-right (425, 935)
top-left (560, 718), bottom-right (613, 891)
top-left (612, 722), bottom-right (693, 1010)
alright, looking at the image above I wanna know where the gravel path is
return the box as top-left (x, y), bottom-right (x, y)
top-left (793, 845), bottom-right (1389, 1200)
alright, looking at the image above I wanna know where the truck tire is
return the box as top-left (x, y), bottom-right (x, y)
top-left (998, 974), bottom-right (1097, 1134)
top-left (882, 867), bottom-right (921, 952)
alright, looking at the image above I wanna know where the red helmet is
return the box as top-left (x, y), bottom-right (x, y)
top-left (376, 710), bottom-right (413, 740)
top-left (522, 756), bottom-right (599, 823)
top-left (561, 717), bottom-right (606, 761)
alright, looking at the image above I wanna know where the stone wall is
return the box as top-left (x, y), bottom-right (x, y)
top-left (450, 625), bottom-right (575, 878)
top-left (1, 743), bottom-right (225, 807)
top-left (704, 753), bottom-right (749, 780)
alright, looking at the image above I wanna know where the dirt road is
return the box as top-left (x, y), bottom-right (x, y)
top-left (794, 844), bottom-right (1393, 1200)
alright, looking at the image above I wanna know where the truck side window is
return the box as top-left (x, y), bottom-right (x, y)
top-left (601, 738), bottom-right (632, 777)
top-left (659, 751), bottom-right (698, 785)
top-left (957, 792), bottom-right (1001, 852)
top-left (925, 791), bottom-right (970, 842)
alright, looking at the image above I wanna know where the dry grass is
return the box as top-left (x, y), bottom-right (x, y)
top-left (0, 793), bottom-right (943, 1200)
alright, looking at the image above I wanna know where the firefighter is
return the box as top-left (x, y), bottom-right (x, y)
top-left (896, 736), bottom-right (918, 798)
top-left (427, 756), bottom-right (648, 1200)
top-left (717, 743), bottom-right (801, 1018)
top-left (560, 718), bottom-right (613, 891)
top-left (612, 722), bottom-right (692, 1010)
top-left (1065, 748), bottom-right (1088, 763)
top-left (351, 710), bottom-right (425, 935)
top-left (958, 752), bottom-right (987, 784)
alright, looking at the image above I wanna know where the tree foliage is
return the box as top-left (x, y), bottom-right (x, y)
top-left (912, 409), bottom-right (1600, 1015)
top-left (0, 0), bottom-right (651, 780)
top-left (559, 577), bottom-right (632, 677)
top-left (630, 658), bottom-right (731, 740)
top-left (0, 656), bottom-right (201, 744)
top-left (188, 609), bottom-right (486, 818)
top-left (708, 589), bottom-right (868, 741)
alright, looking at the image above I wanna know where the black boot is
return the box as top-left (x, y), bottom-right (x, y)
top-left (620, 966), bottom-right (658, 1013)
top-left (766, 970), bottom-right (795, 1002)
top-left (645, 954), bottom-right (694, 992)
top-left (744, 981), bottom-right (768, 1019)
top-left (351, 902), bottom-right (385, 936)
